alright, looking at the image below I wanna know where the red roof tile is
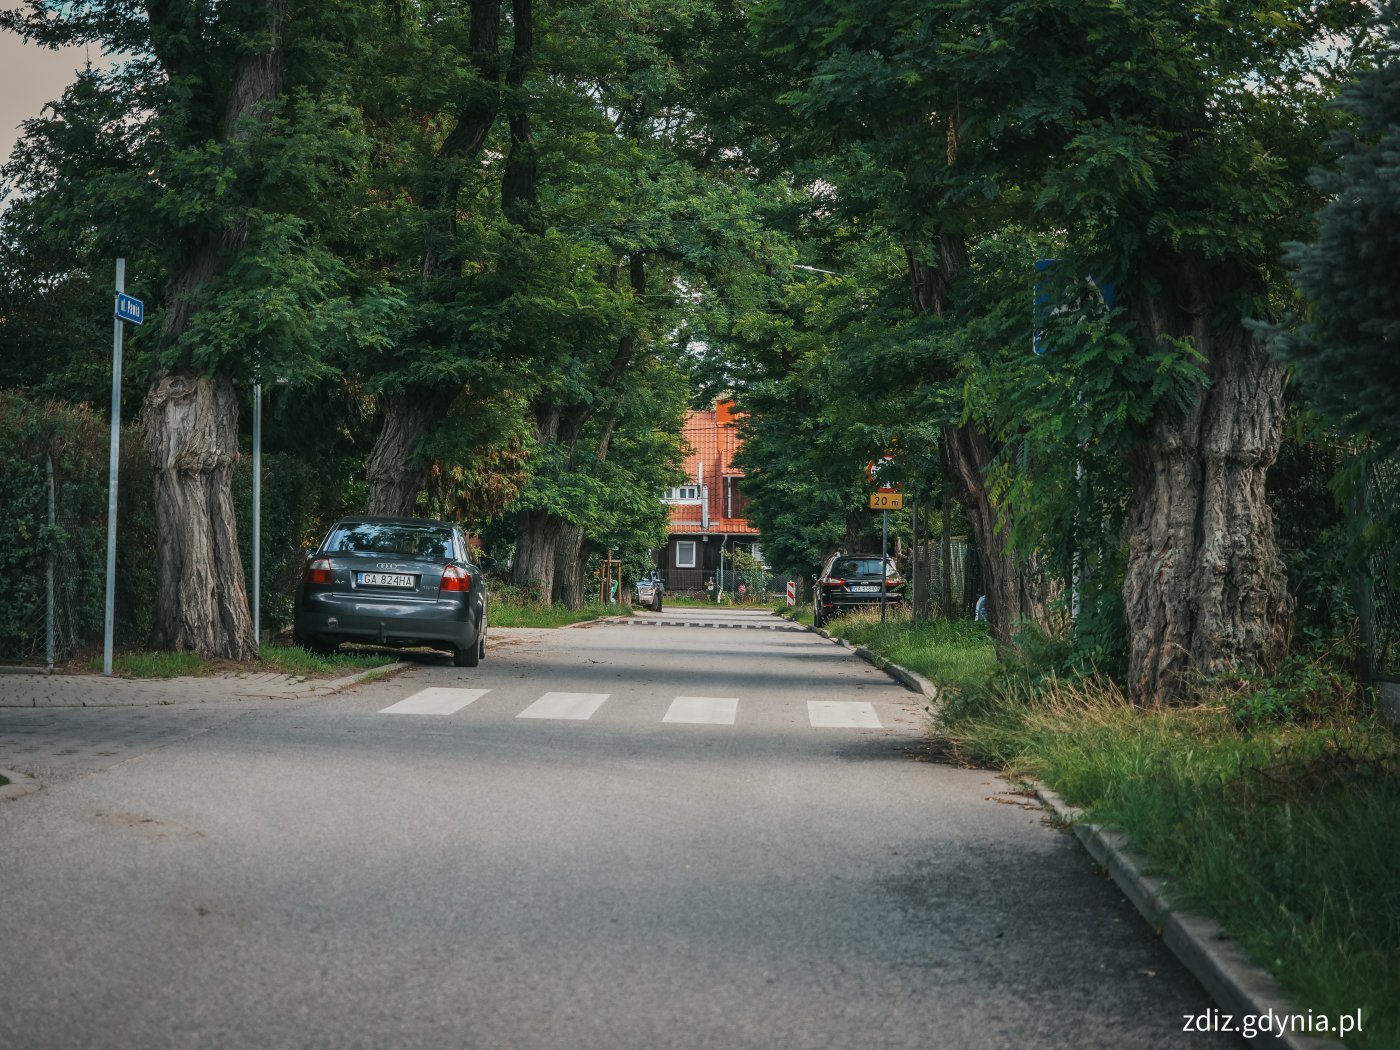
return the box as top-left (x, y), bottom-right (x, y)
top-left (666, 403), bottom-right (759, 536)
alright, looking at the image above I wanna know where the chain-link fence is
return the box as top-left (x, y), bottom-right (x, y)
top-left (910, 538), bottom-right (983, 618)
top-left (0, 455), bottom-right (110, 667)
top-left (1360, 457), bottom-right (1400, 684)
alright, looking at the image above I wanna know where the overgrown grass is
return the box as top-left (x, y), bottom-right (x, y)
top-left (491, 602), bottom-right (629, 628)
top-left (487, 581), bottom-right (631, 628)
top-left (938, 669), bottom-right (1400, 1048)
top-left (804, 606), bottom-right (998, 690)
top-left (257, 645), bottom-right (389, 677)
top-left (89, 645), bottom-right (389, 679)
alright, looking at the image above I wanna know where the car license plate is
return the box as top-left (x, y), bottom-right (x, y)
top-left (357, 572), bottom-right (415, 588)
top-left (851, 585), bottom-right (880, 593)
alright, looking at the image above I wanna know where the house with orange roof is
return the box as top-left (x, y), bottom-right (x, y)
top-left (659, 400), bottom-right (762, 592)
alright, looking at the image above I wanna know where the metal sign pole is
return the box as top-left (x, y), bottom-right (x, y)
top-left (252, 380), bottom-right (261, 654)
top-left (102, 258), bottom-right (125, 677)
top-left (880, 509), bottom-right (889, 623)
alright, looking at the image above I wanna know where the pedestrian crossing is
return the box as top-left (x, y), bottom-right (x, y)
top-left (378, 688), bottom-right (894, 730)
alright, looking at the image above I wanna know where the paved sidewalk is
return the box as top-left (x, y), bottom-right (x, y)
top-left (0, 663), bottom-right (399, 708)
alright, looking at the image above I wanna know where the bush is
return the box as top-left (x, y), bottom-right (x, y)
top-left (0, 394), bottom-right (132, 660)
top-left (232, 451), bottom-right (358, 634)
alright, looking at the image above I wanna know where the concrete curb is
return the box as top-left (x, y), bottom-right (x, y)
top-left (310, 662), bottom-right (409, 694)
top-left (792, 616), bottom-right (941, 708)
top-left (559, 615), bottom-right (633, 629)
top-left (0, 768), bottom-right (41, 803)
top-left (1035, 784), bottom-right (1345, 1050)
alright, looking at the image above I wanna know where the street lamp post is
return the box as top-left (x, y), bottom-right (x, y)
top-left (250, 376), bottom-right (288, 655)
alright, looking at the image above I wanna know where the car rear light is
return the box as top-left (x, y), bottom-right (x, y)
top-left (821, 577), bottom-right (845, 586)
top-left (440, 565), bottom-right (472, 592)
top-left (886, 578), bottom-right (904, 587)
top-left (304, 557), bottom-right (332, 585)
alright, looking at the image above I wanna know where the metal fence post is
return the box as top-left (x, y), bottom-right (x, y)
top-left (46, 455), bottom-right (55, 673)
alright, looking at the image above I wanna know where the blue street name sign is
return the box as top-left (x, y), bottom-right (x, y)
top-left (1033, 259), bottom-right (1115, 355)
top-left (114, 292), bottom-right (144, 325)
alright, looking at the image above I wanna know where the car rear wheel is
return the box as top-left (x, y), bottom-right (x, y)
top-left (454, 641), bottom-right (480, 668)
top-left (296, 632), bottom-right (340, 657)
top-left (652, 594), bottom-right (663, 612)
top-left (813, 601), bottom-right (825, 629)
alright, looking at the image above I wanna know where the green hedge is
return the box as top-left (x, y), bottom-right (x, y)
top-left (0, 393), bottom-right (356, 658)
top-left (0, 394), bottom-right (128, 659)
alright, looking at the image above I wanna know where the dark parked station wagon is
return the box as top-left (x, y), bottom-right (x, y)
top-left (293, 516), bottom-right (490, 667)
top-left (813, 552), bottom-right (904, 628)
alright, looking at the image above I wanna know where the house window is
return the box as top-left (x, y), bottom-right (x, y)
top-left (663, 485), bottom-right (702, 503)
top-left (675, 540), bottom-right (697, 568)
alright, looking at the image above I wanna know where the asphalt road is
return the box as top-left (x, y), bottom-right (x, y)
top-left (0, 609), bottom-right (1239, 1049)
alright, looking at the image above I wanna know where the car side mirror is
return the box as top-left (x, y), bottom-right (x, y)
top-left (304, 547), bottom-right (316, 559)
top-left (479, 556), bottom-right (498, 573)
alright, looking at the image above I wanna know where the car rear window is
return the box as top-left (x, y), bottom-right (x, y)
top-left (830, 558), bottom-right (893, 577)
top-left (325, 522), bottom-right (455, 559)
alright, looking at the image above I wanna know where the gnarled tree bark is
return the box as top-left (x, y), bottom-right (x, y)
top-left (511, 509), bottom-right (564, 598)
top-left (143, 372), bottom-right (256, 658)
top-left (1124, 273), bottom-right (1290, 704)
top-left (553, 524), bottom-right (590, 608)
top-left (365, 391), bottom-right (452, 516)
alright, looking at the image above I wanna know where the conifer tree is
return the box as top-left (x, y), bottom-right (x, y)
top-left (1272, 16), bottom-right (1400, 453)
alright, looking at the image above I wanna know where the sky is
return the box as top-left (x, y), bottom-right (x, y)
top-left (1, 32), bottom-right (89, 168)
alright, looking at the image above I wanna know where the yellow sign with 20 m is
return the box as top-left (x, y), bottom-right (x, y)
top-left (869, 491), bottom-right (904, 511)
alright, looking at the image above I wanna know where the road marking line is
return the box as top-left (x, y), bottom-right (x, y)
top-left (516, 692), bottom-right (611, 721)
top-left (379, 688), bottom-right (490, 715)
top-left (807, 700), bottom-right (882, 729)
top-left (662, 696), bottom-right (739, 725)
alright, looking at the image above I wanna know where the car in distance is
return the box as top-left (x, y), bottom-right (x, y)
top-left (634, 570), bottom-right (664, 612)
top-left (813, 552), bottom-right (904, 628)
top-left (293, 516), bottom-right (490, 667)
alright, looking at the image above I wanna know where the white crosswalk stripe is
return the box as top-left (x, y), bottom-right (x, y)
top-left (379, 688), bottom-right (491, 715)
top-left (516, 691), bottom-right (611, 721)
top-left (374, 690), bottom-right (901, 729)
top-left (807, 700), bottom-right (882, 729)
top-left (662, 696), bottom-right (739, 725)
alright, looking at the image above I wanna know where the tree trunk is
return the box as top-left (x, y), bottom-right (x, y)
top-left (142, 371), bottom-right (256, 658)
top-left (141, 0), bottom-right (286, 660)
top-left (907, 234), bottom-right (1041, 642)
top-left (365, 392), bottom-right (449, 516)
top-left (943, 422), bottom-right (1047, 646)
top-left (511, 509), bottom-right (564, 598)
top-left (941, 483), bottom-right (954, 619)
top-left (1123, 327), bottom-right (1290, 705)
top-left (363, 0), bottom-right (504, 515)
top-left (553, 525), bottom-right (589, 608)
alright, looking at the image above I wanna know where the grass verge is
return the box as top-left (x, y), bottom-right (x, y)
top-left (88, 645), bottom-right (390, 679)
top-left (791, 605), bottom-right (998, 691)
top-left (938, 671), bottom-right (1399, 1048)
top-left (490, 600), bottom-right (631, 628)
top-left (795, 605), bottom-right (1397, 1044)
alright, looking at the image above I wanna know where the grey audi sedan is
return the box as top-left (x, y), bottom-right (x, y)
top-left (292, 516), bottom-right (489, 667)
